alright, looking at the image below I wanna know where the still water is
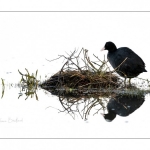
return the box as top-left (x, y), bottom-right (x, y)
top-left (1, 12), bottom-right (150, 138)
top-left (0, 56), bottom-right (150, 138)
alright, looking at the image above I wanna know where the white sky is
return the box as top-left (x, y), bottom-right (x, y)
top-left (0, 12), bottom-right (150, 82)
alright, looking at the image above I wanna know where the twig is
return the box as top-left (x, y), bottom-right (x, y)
top-left (45, 56), bottom-right (62, 62)
top-left (111, 57), bottom-right (128, 73)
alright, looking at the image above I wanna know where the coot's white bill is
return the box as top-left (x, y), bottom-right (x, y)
top-left (101, 47), bottom-right (105, 51)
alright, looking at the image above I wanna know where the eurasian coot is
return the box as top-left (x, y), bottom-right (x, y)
top-left (102, 41), bottom-right (147, 85)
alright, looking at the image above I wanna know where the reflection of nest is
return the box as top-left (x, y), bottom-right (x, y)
top-left (56, 93), bottom-right (109, 120)
top-left (45, 86), bottom-right (149, 120)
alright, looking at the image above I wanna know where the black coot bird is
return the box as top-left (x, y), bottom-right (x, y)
top-left (102, 41), bottom-right (147, 85)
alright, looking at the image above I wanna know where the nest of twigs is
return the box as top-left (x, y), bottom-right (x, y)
top-left (40, 48), bottom-right (122, 94)
top-left (41, 70), bottom-right (119, 89)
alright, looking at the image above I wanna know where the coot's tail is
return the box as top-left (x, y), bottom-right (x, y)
top-left (143, 69), bottom-right (147, 72)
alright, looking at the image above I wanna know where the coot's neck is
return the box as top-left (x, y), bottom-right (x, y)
top-left (108, 47), bottom-right (117, 53)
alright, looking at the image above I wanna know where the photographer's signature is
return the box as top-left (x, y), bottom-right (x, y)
top-left (0, 118), bottom-right (23, 123)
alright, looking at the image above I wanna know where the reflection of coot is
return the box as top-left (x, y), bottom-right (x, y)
top-left (103, 94), bottom-right (145, 122)
top-left (102, 42), bottom-right (147, 84)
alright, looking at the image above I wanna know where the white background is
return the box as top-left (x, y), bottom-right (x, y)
top-left (1, 0), bottom-right (150, 150)
top-left (0, 12), bottom-right (149, 81)
top-left (0, 0), bottom-right (150, 11)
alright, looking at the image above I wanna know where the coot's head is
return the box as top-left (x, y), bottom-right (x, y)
top-left (101, 111), bottom-right (116, 122)
top-left (102, 41), bottom-right (117, 52)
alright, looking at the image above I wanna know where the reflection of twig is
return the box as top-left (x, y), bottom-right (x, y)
top-left (56, 94), bottom-right (108, 120)
top-left (45, 106), bottom-right (61, 111)
top-left (1, 78), bottom-right (5, 99)
top-left (58, 96), bottom-right (76, 119)
top-left (18, 69), bottom-right (39, 100)
top-left (93, 99), bottom-right (107, 116)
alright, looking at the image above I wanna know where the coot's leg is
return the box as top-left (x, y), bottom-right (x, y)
top-left (129, 78), bottom-right (132, 85)
top-left (124, 77), bottom-right (127, 87)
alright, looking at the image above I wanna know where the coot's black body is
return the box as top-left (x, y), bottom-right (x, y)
top-left (103, 42), bottom-right (147, 79)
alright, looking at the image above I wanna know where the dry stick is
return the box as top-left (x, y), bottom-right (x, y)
top-left (100, 61), bottom-right (114, 87)
top-left (69, 60), bottom-right (82, 72)
top-left (75, 51), bottom-right (80, 68)
top-left (77, 48), bottom-right (85, 58)
top-left (110, 58), bottom-right (128, 86)
top-left (81, 49), bottom-right (97, 71)
top-left (93, 54), bottom-right (108, 65)
top-left (111, 57), bottom-right (128, 73)
top-left (93, 54), bottom-right (110, 74)
top-left (46, 50), bottom-right (77, 63)
top-left (89, 54), bottom-right (117, 84)
top-left (66, 48), bottom-right (82, 60)
top-left (83, 49), bottom-right (91, 71)
top-left (59, 53), bottom-right (82, 72)
top-left (91, 61), bottom-right (105, 68)
top-left (81, 49), bottom-right (88, 70)
top-left (93, 54), bottom-right (107, 63)
top-left (84, 50), bottom-right (98, 72)
top-left (60, 51), bottom-right (75, 71)
top-left (86, 56), bottom-right (98, 72)
top-left (70, 48), bottom-right (84, 68)
top-left (45, 56), bottom-right (62, 62)
top-left (103, 57), bottom-right (128, 86)
top-left (93, 55), bottom-right (110, 72)
top-left (81, 58), bottom-right (91, 70)
top-left (57, 50), bottom-right (78, 87)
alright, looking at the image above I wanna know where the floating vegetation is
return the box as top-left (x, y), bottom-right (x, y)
top-left (18, 68), bottom-right (39, 100)
top-left (40, 48), bottom-right (123, 94)
top-left (18, 68), bottom-right (39, 88)
top-left (1, 78), bottom-right (5, 99)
